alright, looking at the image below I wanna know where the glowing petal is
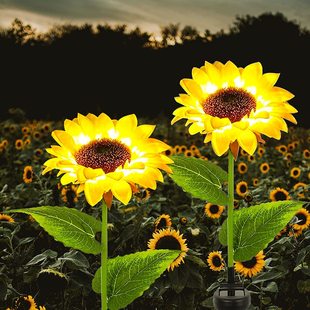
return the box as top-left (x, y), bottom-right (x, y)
top-left (180, 79), bottom-right (204, 100)
top-left (211, 130), bottom-right (231, 156)
top-left (237, 130), bottom-right (258, 155)
top-left (111, 180), bottom-right (132, 205)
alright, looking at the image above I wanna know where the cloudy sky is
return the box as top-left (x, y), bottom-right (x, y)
top-left (0, 0), bottom-right (309, 36)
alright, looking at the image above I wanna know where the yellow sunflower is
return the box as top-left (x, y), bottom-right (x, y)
top-left (14, 295), bottom-right (37, 310)
top-left (236, 181), bottom-right (248, 197)
top-left (288, 227), bottom-right (303, 238)
top-left (234, 251), bottom-right (265, 278)
top-left (15, 139), bottom-right (24, 150)
top-left (303, 149), bottom-right (310, 159)
top-left (0, 213), bottom-right (14, 222)
top-left (292, 208), bottom-right (310, 231)
top-left (23, 166), bottom-right (34, 184)
top-left (154, 214), bottom-right (172, 231)
top-left (253, 178), bottom-right (259, 187)
top-left (290, 167), bottom-right (301, 179)
top-left (148, 228), bottom-right (188, 271)
top-left (171, 60), bottom-right (297, 157)
top-left (260, 162), bottom-right (270, 174)
top-left (293, 182), bottom-right (307, 198)
top-left (269, 187), bottom-right (290, 201)
top-left (204, 203), bottom-right (225, 219)
top-left (237, 162), bottom-right (248, 174)
top-left (207, 251), bottom-right (225, 271)
top-left (42, 113), bottom-right (172, 206)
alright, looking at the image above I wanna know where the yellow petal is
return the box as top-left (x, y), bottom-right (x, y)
top-left (77, 113), bottom-right (95, 139)
top-left (211, 130), bottom-right (231, 156)
top-left (112, 180), bottom-right (132, 205)
top-left (188, 122), bottom-right (204, 135)
top-left (269, 87), bottom-right (295, 101)
top-left (222, 61), bottom-right (240, 86)
top-left (262, 73), bottom-right (280, 87)
top-left (95, 113), bottom-right (115, 137)
top-left (180, 79), bottom-right (204, 100)
top-left (116, 114), bottom-right (138, 137)
top-left (60, 173), bottom-right (76, 185)
top-left (237, 130), bottom-right (258, 155)
top-left (64, 119), bottom-right (84, 138)
top-left (192, 67), bottom-right (209, 85)
top-left (84, 180), bottom-right (105, 206)
top-left (52, 130), bottom-right (78, 154)
top-left (204, 61), bottom-right (221, 86)
top-left (210, 117), bottom-right (230, 129)
top-left (242, 62), bottom-right (263, 85)
top-left (135, 124), bottom-right (156, 139)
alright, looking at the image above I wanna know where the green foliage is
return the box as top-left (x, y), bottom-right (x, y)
top-left (7, 206), bottom-right (102, 254)
top-left (169, 155), bottom-right (228, 205)
top-left (92, 250), bottom-right (180, 310)
top-left (219, 200), bottom-right (305, 261)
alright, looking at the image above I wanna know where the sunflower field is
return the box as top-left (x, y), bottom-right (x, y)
top-left (0, 108), bottom-right (309, 310)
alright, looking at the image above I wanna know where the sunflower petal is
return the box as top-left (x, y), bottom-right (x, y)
top-left (111, 180), bottom-right (132, 205)
top-left (237, 130), bottom-right (257, 155)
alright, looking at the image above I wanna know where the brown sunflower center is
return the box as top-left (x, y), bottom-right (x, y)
top-left (156, 218), bottom-right (169, 230)
top-left (155, 235), bottom-right (181, 250)
top-left (296, 213), bottom-right (307, 225)
top-left (16, 298), bottom-right (32, 310)
top-left (242, 256), bottom-right (257, 268)
top-left (75, 138), bottom-right (131, 173)
top-left (240, 184), bottom-right (247, 193)
top-left (209, 204), bottom-right (219, 214)
top-left (240, 164), bottom-right (246, 171)
top-left (203, 87), bottom-right (256, 123)
top-left (293, 169), bottom-right (299, 176)
top-left (26, 170), bottom-right (32, 180)
top-left (274, 191), bottom-right (287, 201)
top-left (212, 255), bottom-right (222, 267)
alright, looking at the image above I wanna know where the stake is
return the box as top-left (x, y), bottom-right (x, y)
top-left (227, 150), bottom-right (235, 285)
top-left (101, 201), bottom-right (108, 310)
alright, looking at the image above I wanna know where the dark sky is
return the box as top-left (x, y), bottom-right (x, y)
top-left (0, 0), bottom-right (309, 36)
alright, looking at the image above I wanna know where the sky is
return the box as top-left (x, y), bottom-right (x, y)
top-left (0, 0), bottom-right (309, 37)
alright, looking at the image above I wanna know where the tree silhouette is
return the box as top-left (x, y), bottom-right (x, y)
top-left (0, 12), bottom-right (308, 128)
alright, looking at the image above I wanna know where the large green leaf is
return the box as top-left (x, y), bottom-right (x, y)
top-left (219, 200), bottom-right (304, 261)
top-left (92, 250), bottom-right (180, 310)
top-left (169, 155), bottom-right (228, 205)
top-left (7, 206), bottom-right (101, 254)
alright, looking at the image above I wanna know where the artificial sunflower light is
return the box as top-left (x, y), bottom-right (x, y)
top-left (43, 113), bottom-right (172, 206)
top-left (172, 60), bottom-right (297, 157)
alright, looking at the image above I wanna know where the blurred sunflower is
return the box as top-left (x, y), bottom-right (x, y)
top-left (23, 166), bottom-right (34, 184)
top-left (154, 214), bottom-right (172, 231)
top-left (179, 216), bottom-right (188, 225)
top-left (292, 208), bottom-right (310, 231)
top-left (275, 144), bottom-right (287, 155)
top-left (303, 149), bottom-right (310, 159)
top-left (236, 181), bottom-right (248, 197)
top-left (285, 152), bottom-right (293, 161)
top-left (15, 139), bottom-right (23, 150)
top-left (207, 251), bottom-right (225, 271)
top-left (290, 167), bottom-right (301, 179)
top-left (42, 113), bottom-right (172, 206)
top-left (148, 228), bottom-right (188, 271)
top-left (269, 187), bottom-right (290, 201)
top-left (14, 295), bottom-right (37, 310)
top-left (61, 185), bottom-right (79, 205)
top-left (247, 154), bottom-right (255, 162)
top-left (257, 146), bottom-right (265, 157)
top-left (164, 148), bottom-right (174, 156)
top-left (260, 162), bottom-right (270, 174)
top-left (185, 150), bottom-right (194, 157)
top-left (237, 162), bottom-right (248, 174)
top-left (288, 227), bottom-right (303, 238)
top-left (171, 60), bottom-right (297, 157)
top-left (293, 182), bottom-right (307, 198)
top-left (253, 178), bottom-right (259, 187)
top-left (234, 251), bottom-right (265, 278)
top-left (204, 203), bottom-right (225, 219)
top-left (0, 213), bottom-right (14, 222)
top-left (180, 145), bottom-right (187, 153)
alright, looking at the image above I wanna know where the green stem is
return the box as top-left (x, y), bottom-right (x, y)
top-left (101, 201), bottom-right (108, 310)
top-left (227, 150), bottom-right (234, 268)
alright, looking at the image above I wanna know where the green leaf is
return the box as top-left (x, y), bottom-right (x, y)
top-left (169, 155), bottom-right (228, 205)
top-left (92, 250), bottom-right (180, 310)
top-left (7, 206), bottom-right (101, 254)
top-left (219, 200), bottom-right (304, 261)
